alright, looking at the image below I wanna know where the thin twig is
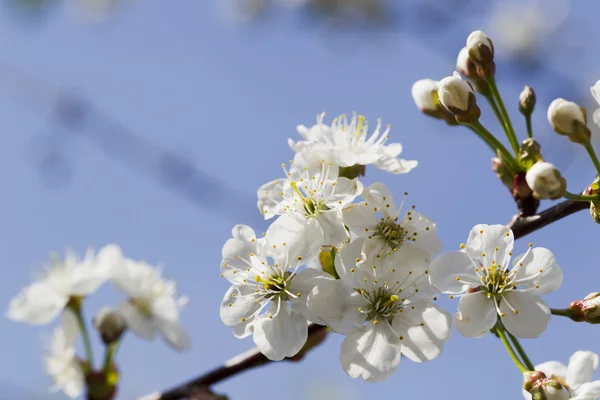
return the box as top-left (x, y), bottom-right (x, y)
top-left (153, 198), bottom-right (588, 400)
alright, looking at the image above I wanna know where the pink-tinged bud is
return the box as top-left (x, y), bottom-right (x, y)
top-left (438, 72), bottom-right (480, 124)
top-left (582, 292), bottom-right (600, 323)
top-left (547, 98), bottom-right (590, 144)
top-left (525, 162), bottom-right (566, 200)
top-left (567, 300), bottom-right (586, 322)
top-left (524, 371), bottom-right (570, 400)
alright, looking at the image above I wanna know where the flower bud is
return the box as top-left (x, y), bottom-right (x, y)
top-left (519, 85), bottom-right (536, 116)
top-left (94, 307), bottom-right (126, 345)
top-left (411, 79), bottom-right (440, 113)
top-left (438, 72), bottom-right (480, 124)
top-left (547, 98), bottom-right (590, 144)
top-left (525, 162), bottom-right (566, 200)
top-left (456, 48), bottom-right (476, 79)
top-left (524, 371), bottom-right (570, 400)
top-left (585, 177), bottom-right (600, 224)
top-left (581, 292), bottom-right (600, 323)
top-left (492, 157), bottom-right (513, 191)
top-left (466, 30), bottom-right (494, 64)
top-left (518, 138), bottom-right (543, 170)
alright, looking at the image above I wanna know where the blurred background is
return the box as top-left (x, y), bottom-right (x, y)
top-left (1, 0), bottom-right (599, 398)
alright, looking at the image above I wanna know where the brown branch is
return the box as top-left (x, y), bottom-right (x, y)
top-left (153, 198), bottom-right (589, 400)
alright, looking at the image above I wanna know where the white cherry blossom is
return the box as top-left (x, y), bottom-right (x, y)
top-left (289, 112), bottom-right (417, 175)
top-left (45, 310), bottom-right (84, 399)
top-left (341, 182), bottom-right (442, 268)
top-left (307, 239), bottom-right (451, 382)
top-left (258, 149), bottom-right (362, 246)
top-left (220, 216), bottom-right (333, 361)
top-left (7, 244), bottom-right (122, 325)
top-left (429, 224), bottom-right (562, 338)
top-left (112, 258), bottom-right (190, 351)
top-left (522, 351), bottom-right (600, 400)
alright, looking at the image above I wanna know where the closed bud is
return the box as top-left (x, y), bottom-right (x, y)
top-left (519, 85), bottom-right (536, 116)
top-left (525, 162), bottom-right (566, 200)
top-left (456, 48), bottom-right (477, 79)
top-left (581, 292), bottom-right (600, 323)
top-left (411, 79), bottom-right (440, 113)
top-left (585, 177), bottom-right (600, 224)
top-left (492, 157), bottom-right (513, 191)
top-left (438, 72), bottom-right (480, 124)
top-left (547, 98), bottom-right (590, 144)
top-left (518, 138), bottom-right (543, 170)
top-left (411, 79), bottom-right (458, 126)
top-left (466, 30), bottom-right (495, 77)
top-left (94, 307), bottom-right (126, 345)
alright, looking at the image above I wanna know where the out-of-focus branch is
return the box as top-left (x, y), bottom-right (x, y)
top-left (152, 198), bottom-right (588, 400)
top-left (154, 324), bottom-right (327, 400)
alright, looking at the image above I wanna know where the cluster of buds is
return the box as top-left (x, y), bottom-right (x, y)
top-left (523, 371), bottom-right (570, 400)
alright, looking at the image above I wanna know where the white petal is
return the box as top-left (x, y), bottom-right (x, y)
top-left (373, 157), bottom-right (418, 174)
top-left (288, 268), bottom-right (334, 324)
top-left (499, 292), bottom-right (550, 338)
top-left (94, 243), bottom-right (123, 277)
top-left (466, 224), bottom-right (514, 268)
top-left (307, 280), bottom-right (365, 335)
top-left (256, 178), bottom-right (288, 220)
top-left (514, 247), bottom-right (563, 295)
top-left (231, 225), bottom-right (256, 241)
top-left (220, 286), bottom-right (262, 327)
top-left (574, 381), bottom-right (600, 398)
top-left (324, 177), bottom-right (362, 210)
top-left (392, 302), bottom-right (451, 362)
top-left (252, 303), bottom-right (307, 361)
top-left (536, 361), bottom-right (568, 380)
top-left (593, 108), bottom-right (600, 128)
top-left (454, 292), bottom-right (497, 338)
top-left (157, 318), bottom-right (191, 351)
top-left (266, 214), bottom-right (324, 263)
top-left (567, 351), bottom-right (599, 389)
top-left (363, 182), bottom-right (399, 214)
top-left (386, 244), bottom-right (438, 302)
top-left (402, 211), bottom-right (443, 255)
top-left (117, 301), bottom-right (155, 340)
top-left (428, 251), bottom-right (480, 294)
top-left (342, 203), bottom-right (378, 238)
top-left (6, 283), bottom-right (68, 325)
top-left (70, 266), bottom-right (110, 296)
top-left (340, 322), bottom-right (402, 382)
top-left (316, 211), bottom-right (349, 247)
top-left (62, 309), bottom-right (81, 346)
top-left (336, 238), bottom-right (367, 285)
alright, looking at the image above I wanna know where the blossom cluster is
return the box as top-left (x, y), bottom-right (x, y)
top-left (6, 245), bottom-right (189, 398)
top-left (218, 111), bottom-right (566, 383)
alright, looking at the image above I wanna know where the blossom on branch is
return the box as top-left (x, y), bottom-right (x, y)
top-left (429, 224), bottom-right (562, 338)
top-left (113, 258), bottom-right (191, 351)
top-left (7, 244), bottom-right (122, 325)
top-left (44, 310), bottom-right (84, 399)
top-left (289, 112), bottom-right (418, 175)
top-left (220, 217), bottom-right (333, 361)
top-left (258, 150), bottom-right (362, 246)
top-left (307, 237), bottom-right (451, 382)
top-left (341, 182), bottom-right (441, 267)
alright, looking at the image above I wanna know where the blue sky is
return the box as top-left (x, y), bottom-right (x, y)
top-left (0, 1), bottom-right (599, 399)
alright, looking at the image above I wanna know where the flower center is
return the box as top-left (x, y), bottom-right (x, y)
top-left (256, 271), bottom-right (293, 301)
top-left (131, 298), bottom-right (153, 318)
top-left (479, 264), bottom-right (515, 297)
top-left (357, 284), bottom-right (403, 322)
top-left (376, 220), bottom-right (407, 250)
